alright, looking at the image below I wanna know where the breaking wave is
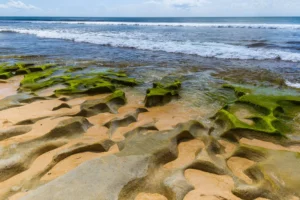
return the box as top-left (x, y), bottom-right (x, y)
top-left (1, 27), bottom-right (300, 62)
top-left (22, 21), bottom-right (300, 30)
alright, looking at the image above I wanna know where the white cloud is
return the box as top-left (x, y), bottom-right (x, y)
top-left (146, 0), bottom-right (209, 9)
top-left (0, 0), bottom-right (39, 10)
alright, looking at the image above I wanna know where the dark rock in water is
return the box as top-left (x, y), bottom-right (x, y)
top-left (145, 80), bottom-right (181, 107)
top-left (247, 42), bottom-right (268, 48)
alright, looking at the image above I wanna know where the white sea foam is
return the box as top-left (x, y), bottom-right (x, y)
top-left (286, 81), bottom-right (300, 88)
top-left (1, 27), bottom-right (300, 62)
top-left (24, 21), bottom-right (300, 30)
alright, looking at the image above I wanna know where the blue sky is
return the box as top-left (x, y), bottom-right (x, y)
top-left (0, 0), bottom-right (300, 17)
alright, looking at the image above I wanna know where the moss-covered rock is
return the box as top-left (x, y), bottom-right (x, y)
top-left (27, 63), bottom-right (56, 72)
top-left (20, 69), bottom-right (58, 91)
top-left (54, 76), bottom-right (115, 95)
top-left (214, 84), bottom-right (300, 141)
top-left (104, 89), bottom-right (127, 105)
top-left (15, 64), bottom-right (139, 95)
top-left (0, 62), bottom-right (139, 100)
top-left (0, 72), bottom-right (13, 79)
top-left (145, 80), bottom-right (181, 107)
top-left (0, 63), bottom-right (55, 79)
top-left (15, 69), bottom-right (31, 75)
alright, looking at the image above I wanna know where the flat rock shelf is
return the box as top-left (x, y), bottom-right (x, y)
top-left (0, 61), bottom-right (299, 200)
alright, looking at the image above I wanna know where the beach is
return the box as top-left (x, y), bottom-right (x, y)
top-left (0, 17), bottom-right (300, 200)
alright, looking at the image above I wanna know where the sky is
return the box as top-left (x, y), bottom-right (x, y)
top-left (0, 0), bottom-right (300, 17)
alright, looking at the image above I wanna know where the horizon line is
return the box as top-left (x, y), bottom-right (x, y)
top-left (0, 16), bottom-right (300, 18)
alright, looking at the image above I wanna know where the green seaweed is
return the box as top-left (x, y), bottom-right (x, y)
top-left (0, 63), bottom-right (55, 79)
top-left (105, 89), bottom-right (126, 103)
top-left (55, 77), bottom-right (115, 95)
top-left (0, 72), bottom-right (13, 79)
top-left (27, 63), bottom-right (56, 72)
top-left (217, 109), bottom-right (281, 136)
top-left (102, 76), bottom-right (138, 86)
top-left (20, 69), bottom-right (57, 91)
top-left (215, 84), bottom-right (300, 140)
top-left (0, 62), bottom-right (139, 96)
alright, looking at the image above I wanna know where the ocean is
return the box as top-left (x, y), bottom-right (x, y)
top-left (0, 17), bottom-right (300, 85)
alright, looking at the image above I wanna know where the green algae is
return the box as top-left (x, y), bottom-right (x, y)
top-left (215, 84), bottom-right (300, 140)
top-left (102, 76), bottom-right (138, 86)
top-left (20, 69), bottom-right (57, 91)
top-left (105, 89), bottom-right (126, 104)
top-left (0, 72), bottom-right (13, 79)
top-left (55, 78), bottom-right (115, 95)
top-left (27, 63), bottom-right (56, 72)
top-left (0, 63), bottom-right (15, 79)
top-left (66, 67), bottom-right (84, 73)
top-left (0, 63), bottom-right (56, 79)
top-left (0, 62), bottom-right (138, 96)
top-left (8, 63), bottom-right (140, 96)
top-left (145, 80), bottom-right (181, 107)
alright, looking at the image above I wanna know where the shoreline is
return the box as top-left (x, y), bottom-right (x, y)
top-left (0, 59), bottom-right (299, 200)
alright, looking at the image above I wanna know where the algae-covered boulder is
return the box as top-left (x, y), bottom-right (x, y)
top-left (55, 78), bottom-right (116, 95)
top-left (214, 84), bottom-right (300, 141)
top-left (0, 72), bottom-right (13, 79)
top-left (27, 64), bottom-right (56, 72)
top-left (15, 63), bottom-right (139, 95)
top-left (0, 63), bottom-right (55, 79)
top-left (145, 80), bottom-right (181, 107)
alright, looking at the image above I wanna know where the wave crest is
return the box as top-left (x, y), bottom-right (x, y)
top-left (22, 21), bottom-right (300, 30)
top-left (1, 27), bottom-right (300, 62)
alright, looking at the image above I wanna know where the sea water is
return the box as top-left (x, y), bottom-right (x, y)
top-left (0, 17), bottom-right (299, 85)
